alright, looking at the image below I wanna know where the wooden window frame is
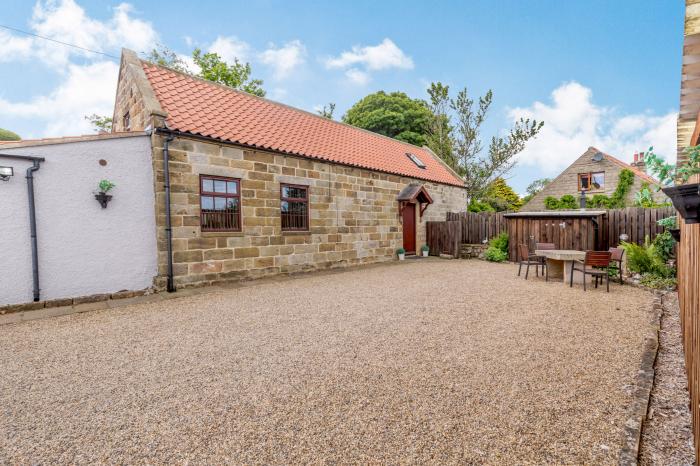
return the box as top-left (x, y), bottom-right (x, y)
top-left (280, 183), bottom-right (310, 232)
top-left (199, 175), bottom-right (242, 232)
top-left (578, 171), bottom-right (605, 192)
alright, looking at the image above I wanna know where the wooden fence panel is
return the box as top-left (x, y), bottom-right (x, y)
top-left (426, 220), bottom-right (461, 258)
top-left (446, 207), bottom-right (675, 261)
top-left (679, 218), bottom-right (700, 460)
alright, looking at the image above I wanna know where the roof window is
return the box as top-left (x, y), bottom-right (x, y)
top-left (406, 152), bottom-right (426, 169)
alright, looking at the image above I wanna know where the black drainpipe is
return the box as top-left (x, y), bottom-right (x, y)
top-left (0, 153), bottom-right (45, 301)
top-left (157, 131), bottom-right (177, 292)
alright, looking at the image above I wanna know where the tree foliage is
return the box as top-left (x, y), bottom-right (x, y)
top-left (317, 103), bottom-right (336, 120)
top-left (522, 177), bottom-right (552, 203)
top-left (0, 128), bottom-right (21, 141)
top-left (145, 45), bottom-right (265, 97)
top-left (146, 44), bottom-right (190, 72)
top-left (192, 49), bottom-right (265, 97)
top-left (481, 177), bottom-right (523, 211)
top-left (85, 114), bottom-right (113, 133)
top-left (425, 82), bottom-right (543, 199)
top-left (425, 82), bottom-right (454, 165)
top-left (342, 91), bottom-right (432, 146)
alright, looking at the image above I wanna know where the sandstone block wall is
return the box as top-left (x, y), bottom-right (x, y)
top-left (151, 134), bottom-right (467, 288)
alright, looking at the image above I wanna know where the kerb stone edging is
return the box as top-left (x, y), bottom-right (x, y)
top-left (618, 293), bottom-right (663, 465)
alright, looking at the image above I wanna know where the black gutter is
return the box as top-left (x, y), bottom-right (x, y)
top-left (0, 153), bottom-right (45, 301)
top-left (154, 130), bottom-right (176, 292)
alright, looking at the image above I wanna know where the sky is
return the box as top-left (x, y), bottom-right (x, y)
top-left (0, 0), bottom-right (684, 194)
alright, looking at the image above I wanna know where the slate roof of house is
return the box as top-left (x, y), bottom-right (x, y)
top-left (141, 62), bottom-right (465, 187)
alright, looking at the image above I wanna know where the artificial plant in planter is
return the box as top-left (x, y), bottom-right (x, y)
top-left (95, 179), bottom-right (115, 208)
top-left (658, 216), bottom-right (681, 241)
top-left (421, 244), bottom-right (429, 257)
top-left (645, 146), bottom-right (700, 224)
top-left (396, 247), bottom-right (406, 260)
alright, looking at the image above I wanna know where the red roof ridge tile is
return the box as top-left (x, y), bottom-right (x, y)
top-left (588, 146), bottom-right (660, 185)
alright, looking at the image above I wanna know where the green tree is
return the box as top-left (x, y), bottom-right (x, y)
top-left (84, 114), bottom-right (113, 133)
top-left (342, 91), bottom-right (432, 146)
top-left (425, 82), bottom-right (454, 165)
top-left (481, 177), bottom-right (523, 211)
top-left (192, 49), bottom-right (265, 97)
top-left (145, 45), bottom-right (265, 97)
top-left (317, 103), bottom-right (336, 120)
top-left (450, 86), bottom-right (543, 199)
top-left (522, 177), bottom-right (552, 203)
top-left (146, 44), bottom-right (190, 73)
top-left (0, 128), bottom-right (21, 141)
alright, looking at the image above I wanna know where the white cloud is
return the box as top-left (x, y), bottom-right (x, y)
top-left (0, 1), bottom-right (157, 136)
top-left (0, 61), bottom-right (119, 136)
top-left (508, 81), bottom-right (677, 176)
top-left (326, 38), bottom-right (413, 71)
top-left (16, 0), bottom-right (158, 68)
top-left (345, 68), bottom-right (370, 85)
top-left (208, 35), bottom-right (250, 63)
top-left (259, 40), bottom-right (306, 79)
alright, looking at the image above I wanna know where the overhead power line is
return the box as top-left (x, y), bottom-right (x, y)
top-left (0, 23), bottom-right (121, 60)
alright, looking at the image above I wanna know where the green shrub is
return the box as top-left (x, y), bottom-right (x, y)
top-left (657, 216), bottom-right (678, 230)
top-left (484, 246), bottom-right (508, 262)
top-left (489, 232), bottom-right (509, 254)
top-left (396, 247), bottom-right (405, 255)
top-left (652, 231), bottom-right (675, 263)
top-left (639, 274), bottom-right (677, 290)
top-left (588, 194), bottom-right (612, 208)
top-left (467, 198), bottom-right (495, 212)
top-left (0, 128), bottom-right (21, 141)
top-left (421, 244), bottom-right (429, 252)
top-left (559, 194), bottom-right (577, 209)
top-left (621, 236), bottom-right (675, 278)
top-left (544, 196), bottom-right (560, 210)
top-left (610, 169), bottom-right (634, 208)
top-left (621, 241), bottom-right (653, 274)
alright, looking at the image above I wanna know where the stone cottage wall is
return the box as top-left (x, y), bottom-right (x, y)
top-left (150, 134), bottom-right (467, 288)
top-left (523, 150), bottom-right (666, 211)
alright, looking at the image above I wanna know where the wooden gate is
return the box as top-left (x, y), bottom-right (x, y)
top-left (426, 220), bottom-right (461, 258)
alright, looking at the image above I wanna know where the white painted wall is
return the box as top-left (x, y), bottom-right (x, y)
top-left (0, 135), bottom-right (157, 305)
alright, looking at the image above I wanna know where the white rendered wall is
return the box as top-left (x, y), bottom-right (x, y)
top-left (0, 136), bottom-right (157, 305)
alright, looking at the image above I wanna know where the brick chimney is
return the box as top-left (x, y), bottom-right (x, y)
top-left (630, 151), bottom-right (646, 173)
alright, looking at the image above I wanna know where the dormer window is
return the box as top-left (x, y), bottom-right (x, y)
top-left (406, 152), bottom-right (426, 169)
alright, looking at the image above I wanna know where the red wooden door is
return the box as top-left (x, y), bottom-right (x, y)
top-left (402, 203), bottom-right (416, 254)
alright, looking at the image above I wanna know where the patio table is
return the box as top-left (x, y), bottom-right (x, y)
top-left (535, 249), bottom-right (586, 285)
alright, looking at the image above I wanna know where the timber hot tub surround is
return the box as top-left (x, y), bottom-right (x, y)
top-left (111, 49), bottom-right (467, 290)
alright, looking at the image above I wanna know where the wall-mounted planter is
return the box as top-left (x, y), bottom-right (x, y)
top-left (95, 192), bottom-right (113, 209)
top-left (662, 183), bottom-right (700, 224)
top-left (668, 228), bottom-right (681, 242)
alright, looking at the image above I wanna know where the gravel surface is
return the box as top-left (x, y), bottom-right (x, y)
top-left (0, 260), bottom-right (654, 464)
top-left (639, 293), bottom-right (695, 465)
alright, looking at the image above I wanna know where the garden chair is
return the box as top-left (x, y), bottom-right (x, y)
top-left (517, 243), bottom-right (541, 279)
top-left (608, 247), bottom-right (625, 285)
top-left (534, 242), bottom-right (555, 281)
top-left (570, 251), bottom-right (612, 292)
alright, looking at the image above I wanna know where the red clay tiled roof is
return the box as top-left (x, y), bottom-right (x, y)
top-left (141, 63), bottom-right (465, 187)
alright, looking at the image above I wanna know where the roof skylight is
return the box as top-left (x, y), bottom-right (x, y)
top-left (406, 152), bottom-right (426, 169)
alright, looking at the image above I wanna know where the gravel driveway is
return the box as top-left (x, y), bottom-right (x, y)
top-left (0, 260), bottom-right (653, 464)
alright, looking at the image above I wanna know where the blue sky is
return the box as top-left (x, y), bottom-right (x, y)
top-left (0, 0), bottom-right (684, 193)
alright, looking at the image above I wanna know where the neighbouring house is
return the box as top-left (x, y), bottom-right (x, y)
top-left (521, 146), bottom-right (666, 211)
top-left (110, 49), bottom-right (467, 290)
top-left (0, 133), bottom-right (158, 306)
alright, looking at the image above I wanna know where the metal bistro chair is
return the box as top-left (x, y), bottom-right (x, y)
top-left (609, 247), bottom-right (625, 285)
top-left (517, 244), bottom-right (542, 280)
top-left (570, 251), bottom-right (612, 292)
top-left (534, 242), bottom-right (555, 281)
